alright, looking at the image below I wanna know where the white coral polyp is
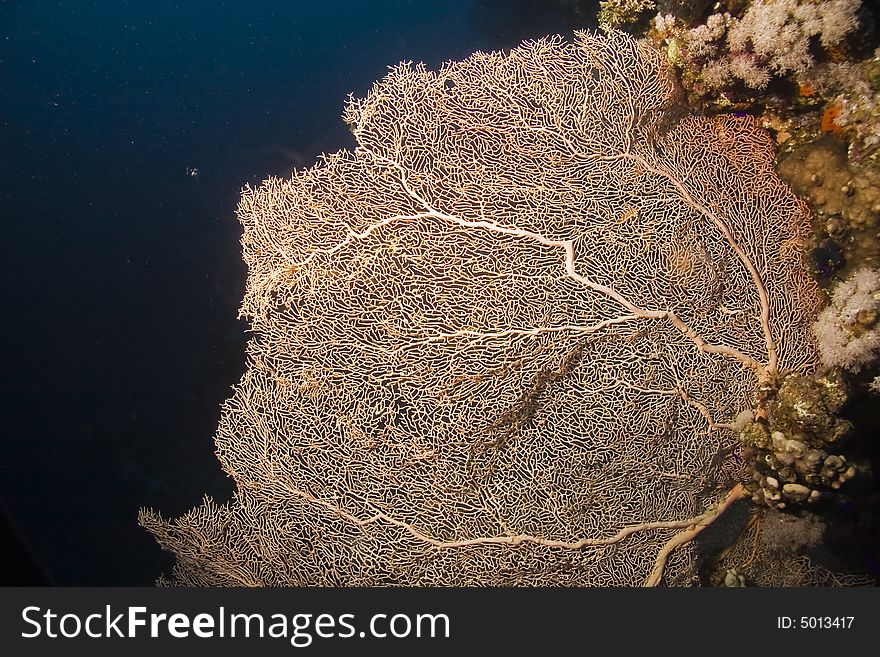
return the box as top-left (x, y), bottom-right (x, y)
top-left (813, 268), bottom-right (880, 372)
top-left (705, 0), bottom-right (862, 84)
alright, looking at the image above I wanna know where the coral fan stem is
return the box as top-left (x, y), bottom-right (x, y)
top-left (644, 483), bottom-right (748, 586)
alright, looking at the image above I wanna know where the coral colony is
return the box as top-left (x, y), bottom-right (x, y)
top-left (650, 0), bottom-right (862, 91)
top-left (140, 29), bottom-right (857, 586)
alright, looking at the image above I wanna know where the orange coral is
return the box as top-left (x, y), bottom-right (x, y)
top-left (821, 103), bottom-right (845, 136)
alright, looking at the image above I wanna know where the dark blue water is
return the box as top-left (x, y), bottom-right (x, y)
top-left (0, 0), bottom-right (595, 585)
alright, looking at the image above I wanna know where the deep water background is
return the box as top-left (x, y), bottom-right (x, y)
top-left (0, 0), bottom-right (596, 585)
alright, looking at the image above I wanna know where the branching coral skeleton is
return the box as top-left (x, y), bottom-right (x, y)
top-left (142, 31), bottom-right (819, 587)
